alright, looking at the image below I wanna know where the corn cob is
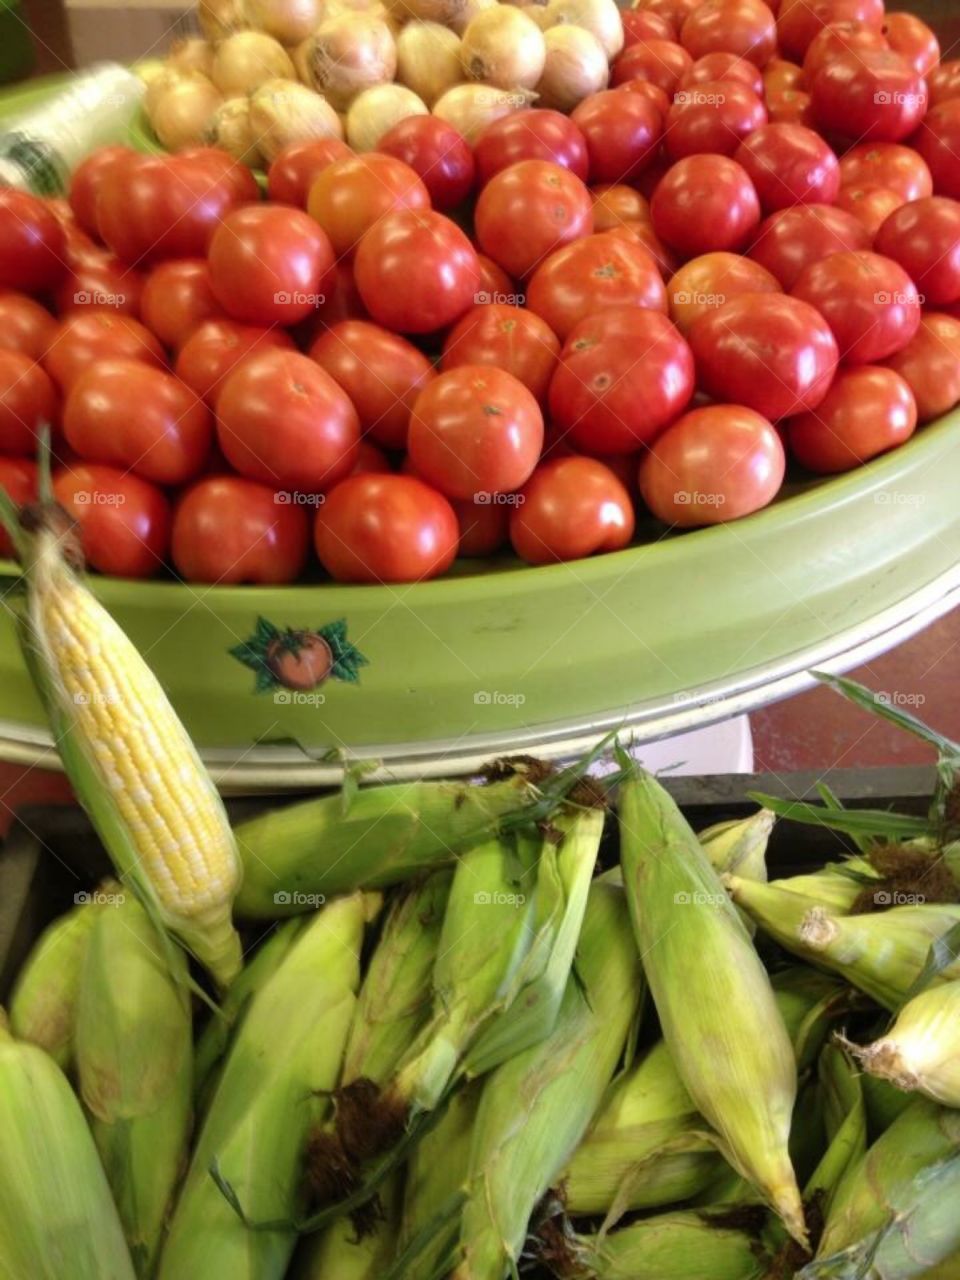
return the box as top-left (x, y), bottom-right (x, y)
top-left (620, 769), bottom-right (806, 1246)
top-left (9, 898), bottom-right (96, 1069)
top-left (0, 1012), bottom-right (136, 1279)
top-left (157, 893), bottom-right (371, 1280)
top-left (451, 876), bottom-right (644, 1280)
top-left (292, 1172), bottom-right (401, 1280)
top-left (698, 809), bottom-right (774, 880)
top-left (849, 978), bottom-right (960, 1107)
top-left (2, 501), bottom-right (242, 988)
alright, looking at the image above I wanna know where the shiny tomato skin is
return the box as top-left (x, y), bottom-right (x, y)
top-left (354, 210), bottom-right (480, 334)
top-left (590, 184), bottom-right (651, 234)
top-left (0, 456), bottom-right (37, 557)
top-left (377, 116), bottom-right (475, 211)
top-left (639, 404), bottom-right (785, 525)
top-left (43, 312), bottom-right (166, 392)
top-left (453, 496), bottom-right (509, 556)
top-left (666, 80), bottom-right (767, 160)
top-left (681, 51), bottom-right (764, 94)
top-left (651, 154), bottom-right (761, 256)
top-left (618, 79), bottom-right (672, 118)
top-left (475, 254), bottom-right (517, 304)
top-left (309, 320), bottom-right (435, 450)
top-left (441, 304), bottom-right (561, 405)
top-left (0, 352), bottom-right (59, 456)
top-left (54, 254), bottom-right (144, 319)
top-left (0, 191), bottom-right (66, 294)
top-left (510, 456), bottom-right (634, 564)
top-left (767, 89), bottom-right (815, 127)
top-left (882, 12), bottom-right (939, 77)
top-left (810, 48), bottom-right (928, 144)
top-left (679, 0), bottom-right (778, 68)
top-left (689, 293), bottom-right (838, 419)
top-left (603, 221), bottom-right (679, 278)
top-left (839, 142), bottom-right (933, 201)
top-left (474, 110), bottom-right (589, 185)
top-left (172, 475), bottom-right (309, 585)
top-left (776, 0), bottom-right (884, 61)
top-left (802, 21), bottom-right (889, 80)
top-left (548, 307), bottom-right (694, 453)
top-left (611, 40), bottom-right (693, 95)
top-left (874, 197), bottom-right (960, 305)
top-left (175, 319), bottom-right (295, 407)
top-left (216, 348), bottom-right (360, 491)
top-left (788, 365), bottom-right (917, 471)
top-left (571, 90), bottom-right (663, 183)
top-left (667, 251), bottom-right (781, 335)
top-left (526, 233), bottom-right (667, 341)
top-left (307, 153), bottom-right (430, 257)
top-left (623, 10), bottom-right (675, 43)
top-left (267, 138), bottom-right (352, 207)
top-left (474, 160), bottom-right (593, 281)
top-left (53, 463), bottom-right (171, 578)
top-left (642, 0), bottom-right (701, 28)
top-left (734, 123), bottom-right (840, 212)
top-left (792, 250), bottom-right (921, 364)
top-left (176, 148), bottom-right (260, 203)
top-left (748, 203), bottom-right (870, 288)
top-left (912, 101), bottom-right (960, 201)
top-left (0, 293), bottom-right (57, 361)
top-left (764, 57), bottom-right (805, 96)
top-left (315, 473), bottom-right (458, 583)
top-left (929, 60), bottom-right (960, 109)
top-left (139, 259), bottom-right (225, 349)
top-left (884, 312), bottom-right (960, 422)
top-left (835, 184), bottom-right (905, 237)
top-left (68, 145), bottom-right (134, 236)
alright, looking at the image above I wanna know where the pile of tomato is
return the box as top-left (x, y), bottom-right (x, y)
top-left (1, 0), bottom-right (959, 586)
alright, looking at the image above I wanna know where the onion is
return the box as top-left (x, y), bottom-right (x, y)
top-left (167, 38), bottom-right (215, 78)
top-left (206, 97), bottom-right (264, 166)
top-left (541, 0), bottom-right (623, 60)
top-left (198, 0), bottom-right (249, 41)
top-left (244, 0), bottom-right (325, 45)
top-left (303, 14), bottom-right (397, 111)
top-left (396, 23), bottom-right (462, 107)
top-left (249, 77), bottom-right (344, 160)
top-left (211, 32), bottom-right (296, 96)
top-left (385, 0), bottom-right (470, 26)
top-left (447, 0), bottom-right (495, 36)
top-left (144, 66), bottom-right (208, 116)
top-left (149, 76), bottom-right (223, 151)
top-left (432, 81), bottom-right (530, 144)
top-left (536, 24), bottom-right (608, 110)
top-left (346, 83), bottom-right (427, 151)
top-left (461, 8), bottom-right (546, 91)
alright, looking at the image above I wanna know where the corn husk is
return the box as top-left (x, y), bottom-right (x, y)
top-left (9, 899), bottom-right (95, 1069)
top-left (292, 1174), bottom-right (401, 1279)
top-left (804, 1046), bottom-right (867, 1217)
top-left (772, 857), bottom-right (881, 911)
top-left (850, 978), bottom-right (960, 1106)
top-left (698, 809), bottom-right (774, 881)
top-left (621, 770), bottom-right (806, 1246)
top-left (861, 1073), bottom-right (915, 1139)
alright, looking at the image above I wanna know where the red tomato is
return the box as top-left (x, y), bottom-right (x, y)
top-left (839, 142), bottom-right (933, 201)
top-left (802, 20), bottom-right (889, 80)
top-left (175, 319), bottom-right (295, 407)
top-left (680, 0), bottom-right (778, 67)
top-left (810, 48), bottom-right (928, 144)
top-left (377, 116), bottom-right (475, 211)
top-left (140, 259), bottom-right (224, 349)
top-left (442, 304), bottom-right (560, 405)
top-left (835, 184), bottom-right (906, 237)
top-left (912, 101), bottom-right (960, 201)
top-left (296, 261), bottom-right (369, 339)
top-left (0, 293), bottom-right (57, 361)
top-left (43, 312), bottom-right (165, 391)
top-left (474, 160), bottom-right (594, 280)
top-left (734, 123), bottom-right (839, 212)
top-left (882, 12), bottom-right (939, 77)
top-left (172, 475), bottom-right (308, 584)
top-left (510, 456), bottom-right (634, 564)
top-left (315, 473), bottom-right (458, 583)
top-left (0, 353), bottom-right (58, 457)
top-left (0, 191), bottom-right (66, 294)
top-left (54, 254), bottom-right (144, 318)
top-left (475, 254), bottom-right (517, 305)
top-left (689, 293), bottom-right (838, 418)
top-left (571, 90), bottom-right (663, 183)
top-left (667, 251), bottom-right (781, 335)
top-left (307, 153), bottom-right (430, 258)
top-left (651, 154), bottom-right (761, 255)
top-left (623, 9), bottom-right (675, 43)
top-left (68, 145), bottom-right (134, 236)
top-left (267, 138), bottom-right (352, 207)
top-left (884, 312), bottom-right (960, 422)
top-left (64, 360), bottom-right (211, 484)
top-left (452, 495), bottom-right (509, 557)
top-left (639, 404), bottom-right (785, 524)
top-left (176, 148), bottom-right (260, 203)
top-left (216, 348), bottom-right (359, 491)
top-left (0, 456), bottom-right (37, 557)
top-left (310, 320), bottom-right (435, 451)
top-left (776, 0), bottom-right (884, 61)
top-left (605, 221), bottom-right (679, 278)
top-left (618, 78), bottom-right (672, 117)
top-left (792, 250), bottom-right (921, 363)
top-left (53, 464), bottom-right (171, 578)
top-left (590, 184), bottom-right (651, 233)
top-left (207, 205), bottom-right (334, 327)
top-left (680, 52), bottom-right (764, 94)
top-left (354, 209), bottom-right (480, 334)
top-left (526, 233), bottom-right (667, 340)
top-left (641, 0), bottom-right (701, 28)
top-left (873, 197), bottom-right (960, 305)
top-left (473, 111), bottom-right (588, 186)
top-left (611, 40), bottom-right (694, 95)
top-left (748, 203), bottom-right (870, 288)
top-left (767, 89), bottom-right (815, 126)
top-left (408, 366), bottom-right (543, 499)
top-left (929, 60), bottom-right (960, 109)
top-left (763, 56), bottom-right (805, 96)
top-left (788, 365), bottom-right (916, 470)
top-left (548, 307), bottom-right (694, 453)
top-left (666, 80), bottom-right (767, 160)
top-left (349, 440), bottom-right (392, 476)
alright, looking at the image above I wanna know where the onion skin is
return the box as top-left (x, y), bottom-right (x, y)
top-left (206, 98), bottom-right (264, 167)
top-left (211, 32), bottom-right (296, 96)
top-left (432, 82), bottom-right (531, 144)
top-left (304, 14), bottom-right (397, 111)
top-left (537, 24), bottom-right (609, 111)
top-left (249, 77), bottom-right (344, 161)
top-left (149, 77), bottom-right (223, 151)
top-left (346, 83), bottom-right (428, 151)
top-left (167, 38), bottom-right (215, 78)
top-left (198, 0), bottom-right (249, 41)
top-left (244, 0), bottom-right (326, 45)
top-left (542, 0), bottom-right (624, 60)
top-left (386, 0), bottom-right (471, 24)
top-left (461, 7), bottom-right (546, 92)
top-left (396, 22), bottom-right (463, 107)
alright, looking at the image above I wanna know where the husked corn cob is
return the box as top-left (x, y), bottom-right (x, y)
top-left (0, 1012), bottom-right (136, 1280)
top-left (9, 898), bottom-right (95, 1069)
top-left (698, 809), bottom-right (774, 880)
top-left (620, 769), bottom-right (806, 1246)
top-left (850, 978), bottom-right (960, 1107)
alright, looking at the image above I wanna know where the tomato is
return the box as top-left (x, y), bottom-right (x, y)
top-left (641, 0), bottom-right (701, 28)
top-left (452, 496), bottom-right (509, 556)
top-left (792, 250), bottom-right (921, 364)
top-left (618, 79), bottom-right (672, 118)
top-left (548, 307), bottom-right (694, 453)
top-left (349, 440), bottom-right (392, 476)
top-left (216, 348), bottom-right (359, 491)
top-left (929, 60), bottom-right (960, 109)
top-left (474, 110), bottom-right (589, 185)
top-left (0, 191), bottom-right (66, 294)
top-left (0, 352), bottom-right (58, 456)
top-left (623, 9), bottom-right (675, 43)
top-left (748, 203), bottom-right (870, 288)
top-left (295, 261), bottom-right (369, 339)
top-left (835, 184), bottom-right (906, 237)
top-left (52, 464), bottom-right (171, 578)
top-left (315, 474), bottom-right (458, 583)
top-left (0, 293), bottom-right (57, 361)
top-left (590, 184), bottom-right (651, 233)
top-left (172, 475), bottom-right (309, 585)
top-left (788, 365), bottom-right (916, 471)
top-left (872, 197), bottom-right (960, 305)
top-left (776, 0), bottom-right (884, 61)
top-left (811, 49), bottom-right (928, 144)
top-left (912, 101), bottom-right (960, 201)
top-left (43, 312), bottom-right (165, 391)
top-left (571, 90), bottom-right (662, 183)
top-left (64, 360), bottom-right (211, 484)
top-left (510, 456), bottom-right (634, 564)
top-left (763, 57), bottom-right (804, 96)
top-left (884, 313), bottom-right (960, 422)
top-left (734, 123), bottom-right (839, 212)
top-left (140, 259), bottom-right (224, 350)
top-left (474, 253), bottom-right (518, 305)
top-left (680, 0), bottom-right (778, 67)
top-left (267, 137), bottom-right (352, 207)
top-left (767, 89), bottom-right (815, 126)
top-left (310, 320), bottom-right (435, 450)
top-left (651, 154), bottom-right (761, 256)
top-left (839, 142), bottom-right (933, 201)
top-left (668, 251), bottom-right (780, 335)
top-left (54, 254), bottom-right (143, 318)
top-left (307, 153), bottom-right (430, 258)
top-left (681, 52), bottom-right (764, 95)
top-left (377, 116), bottom-right (475, 211)
top-left (526, 233), bottom-right (667, 340)
top-left (605, 221), bottom-right (679, 278)
top-left (354, 209), bottom-right (480, 334)
top-left (474, 160), bottom-right (593, 280)
top-left (0, 456), bottom-right (37, 557)
top-left (611, 40), bottom-right (693, 95)
top-left (666, 80), bottom-right (767, 160)
top-left (802, 20), bottom-right (888, 80)
top-left (689, 293), bottom-right (838, 419)
top-left (442, 304), bottom-right (560, 405)
top-left (176, 148), bottom-right (260, 203)
top-left (882, 12), bottom-right (939, 77)
top-left (68, 145), bottom-right (134, 236)
top-left (175, 319), bottom-right (295, 407)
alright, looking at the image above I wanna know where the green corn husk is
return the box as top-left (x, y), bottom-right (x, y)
top-left (9, 899), bottom-right (96, 1069)
top-left (861, 1073), bottom-right (914, 1138)
top-left (0, 1012), bottom-right (136, 1280)
top-left (620, 769), bottom-right (806, 1246)
top-left (292, 1173), bottom-right (401, 1279)
top-left (451, 877), bottom-right (644, 1280)
top-left (773, 858), bottom-right (880, 911)
top-left (849, 978), bottom-right (960, 1107)
top-left (157, 893), bottom-right (370, 1280)
top-left (698, 809), bottom-right (774, 880)
top-left (804, 1046), bottom-right (867, 1217)
top-left (74, 893), bottom-right (192, 1277)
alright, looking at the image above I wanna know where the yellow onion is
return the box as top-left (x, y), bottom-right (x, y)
top-left (303, 14), bottom-right (397, 111)
top-left (461, 7), bottom-right (546, 91)
top-left (244, 0), bottom-right (326, 45)
top-left (198, 0), bottom-right (249, 40)
top-left (396, 22), bottom-right (462, 107)
top-left (167, 37), bottom-right (215, 77)
top-left (149, 76), bottom-right (223, 151)
top-left (249, 77), bottom-right (344, 160)
top-left (143, 66), bottom-right (207, 116)
top-left (346, 82), bottom-right (427, 151)
top-left (541, 0), bottom-right (624, 59)
top-left (385, 0), bottom-right (470, 26)
top-left (536, 23), bottom-right (608, 110)
top-left (290, 36), bottom-right (313, 83)
top-left (432, 81), bottom-right (529, 144)
top-left (211, 31), bottom-right (296, 96)
top-left (447, 0), bottom-right (496, 36)
top-left (206, 97), bottom-right (264, 166)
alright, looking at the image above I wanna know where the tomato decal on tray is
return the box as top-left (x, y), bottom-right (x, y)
top-left (230, 616), bottom-right (369, 693)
